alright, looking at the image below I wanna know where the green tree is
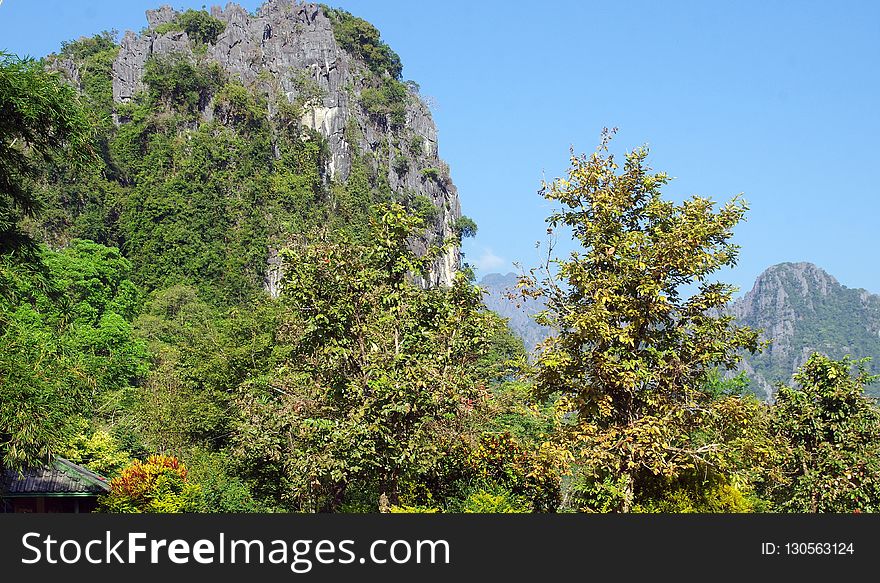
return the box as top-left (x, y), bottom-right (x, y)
top-left (131, 285), bottom-right (281, 453)
top-left (0, 52), bottom-right (92, 292)
top-left (1, 241), bottom-right (146, 483)
top-left (153, 10), bottom-right (226, 46)
top-left (625, 390), bottom-right (775, 513)
top-left (184, 449), bottom-right (268, 513)
top-left (522, 132), bottom-right (760, 512)
top-left (142, 54), bottom-right (223, 116)
top-left (59, 426), bottom-right (132, 478)
top-left (233, 203), bottom-right (495, 511)
top-left (324, 7), bottom-right (403, 79)
top-left (453, 215), bottom-right (478, 240)
top-left (766, 353), bottom-right (880, 512)
top-left (0, 315), bottom-right (88, 476)
top-left (359, 78), bottom-right (408, 129)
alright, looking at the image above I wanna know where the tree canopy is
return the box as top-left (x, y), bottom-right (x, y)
top-left (521, 131), bottom-right (761, 512)
top-left (0, 52), bottom-right (92, 292)
top-left (765, 354), bottom-right (880, 512)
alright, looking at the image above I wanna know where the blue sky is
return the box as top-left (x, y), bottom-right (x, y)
top-left (2, 0), bottom-right (879, 295)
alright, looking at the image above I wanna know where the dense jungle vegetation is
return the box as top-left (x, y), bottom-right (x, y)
top-left (3, 8), bottom-right (880, 514)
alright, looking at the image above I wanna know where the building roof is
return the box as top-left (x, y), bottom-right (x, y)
top-left (2, 457), bottom-right (110, 496)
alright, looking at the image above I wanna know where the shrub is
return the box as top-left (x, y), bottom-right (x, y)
top-left (388, 505), bottom-right (440, 513)
top-left (60, 31), bottom-right (118, 61)
top-left (359, 78), bottom-right (408, 128)
top-left (185, 450), bottom-right (267, 513)
top-left (421, 167), bottom-right (441, 182)
top-left (99, 455), bottom-right (202, 513)
top-left (410, 194), bottom-right (438, 224)
top-left (359, 87), bottom-right (385, 116)
top-left (462, 489), bottom-right (528, 513)
top-left (392, 155), bottom-right (409, 176)
top-left (291, 69), bottom-right (326, 111)
top-left (410, 135), bottom-right (425, 156)
top-left (453, 216), bottom-right (478, 239)
top-left (57, 32), bottom-right (119, 115)
top-left (468, 433), bottom-right (561, 512)
top-left (631, 475), bottom-right (755, 513)
top-left (213, 82), bottom-right (267, 131)
top-left (60, 428), bottom-right (132, 478)
top-left (325, 7), bottom-right (402, 79)
top-left (143, 54), bottom-right (223, 114)
top-left (154, 10), bottom-right (226, 46)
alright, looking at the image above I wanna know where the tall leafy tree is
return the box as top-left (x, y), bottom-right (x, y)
top-left (233, 203), bottom-right (494, 511)
top-left (0, 52), bottom-right (91, 273)
top-left (0, 52), bottom-right (95, 483)
top-left (1, 241), bottom-right (146, 477)
top-left (766, 353), bottom-right (880, 512)
top-left (522, 132), bottom-right (760, 512)
top-left (130, 285), bottom-right (281, 454)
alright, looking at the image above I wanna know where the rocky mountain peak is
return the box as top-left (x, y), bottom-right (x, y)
top-left (111, 1), bottom-right (461, 289)
top-left (733, 262), bottom-right (880, 399)
top-left (479, 263), bottom-right (880, 401)
top-left (479, 272), bottom-right (519, 287)
top-left (750, 262), bottom-right (838, 297)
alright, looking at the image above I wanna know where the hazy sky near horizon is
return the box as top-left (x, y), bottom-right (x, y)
top-left (2, 0), bottom-right (879, 295)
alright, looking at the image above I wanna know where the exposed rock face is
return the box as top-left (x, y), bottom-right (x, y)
top-left (732, 262), bottom-right (880, 399)
top-left (111, 1), bottom-right (461, 290)
top-left (47, 56), bottom-right (80, 86)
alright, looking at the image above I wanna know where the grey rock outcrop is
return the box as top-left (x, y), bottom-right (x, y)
top-left (47, 56), bottom-right (80, 87)
top-left (111, 1), bottom-right (461, 290)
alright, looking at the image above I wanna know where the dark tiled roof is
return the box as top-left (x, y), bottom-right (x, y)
top-left (3, 457), bottom-right (110, 495)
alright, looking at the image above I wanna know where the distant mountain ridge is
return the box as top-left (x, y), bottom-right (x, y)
top-left (480, 263), bottom-right (880, 399)
top-left (478, 272), bottom-right (548, 353)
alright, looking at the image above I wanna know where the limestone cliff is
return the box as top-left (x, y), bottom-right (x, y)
top-left (111, 1), bottom-right (461, 291)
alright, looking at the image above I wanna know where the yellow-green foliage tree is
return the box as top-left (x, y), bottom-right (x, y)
top-left (100, 455), bottom-right (201, 513)
top-left (60, 427), bottom-right (132, 478)
top-left (522, 131), bottom-right (761, 512)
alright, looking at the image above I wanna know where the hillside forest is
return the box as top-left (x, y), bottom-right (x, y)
top-left (3, 5), bottom-right (880, 514)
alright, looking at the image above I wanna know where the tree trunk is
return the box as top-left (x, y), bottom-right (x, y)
top-left (321, 481), bottom-right (347, 513)
top-left (386, 467), bottom-right (401, 506)
top-left (619, 470), bottom-right (634, 513)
